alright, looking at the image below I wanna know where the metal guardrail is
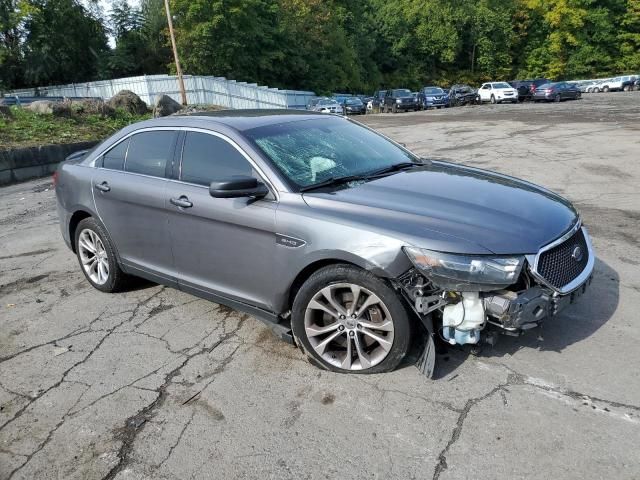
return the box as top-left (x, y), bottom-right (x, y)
top-left (6, 74), bottom-right (316, 110)
top-left (0, 96), bottom-right (99, 106)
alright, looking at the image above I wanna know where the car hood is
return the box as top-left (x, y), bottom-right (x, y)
top-left (302, 161), bottom-right (578, 255)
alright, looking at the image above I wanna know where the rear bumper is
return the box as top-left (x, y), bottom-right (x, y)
top-left (56, 198), bottom-right (73, 251)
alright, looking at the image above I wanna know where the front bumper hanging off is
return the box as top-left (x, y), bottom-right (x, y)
top-left (484, 276), bottom-right (592, 331)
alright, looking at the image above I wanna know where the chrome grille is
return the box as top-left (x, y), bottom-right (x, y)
top-left (537, 228), bottom-right (589, 289)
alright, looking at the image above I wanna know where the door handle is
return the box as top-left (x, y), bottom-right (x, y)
top-left (94, 181), bottom-right (110, 192)
top-left (170, 196), bottom-right (193, 208)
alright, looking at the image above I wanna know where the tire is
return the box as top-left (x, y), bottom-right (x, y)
top-left (603, 86), bottom-right (609, 93)
top-left (75, 217), bottom-right (129, 293)
top-left (291, 265), bottom-right (412, 374)
top-left (554, 94), bottom-right (561, 103)
top-left (490, 95), bottom-right (496, 104)
top-left (594, 87), bottom-right (600, 93)
top-left (392, 104), bottom-right (398, 114)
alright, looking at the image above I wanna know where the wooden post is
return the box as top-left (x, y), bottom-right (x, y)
top-left (164, 0), bottom-right (187, 106)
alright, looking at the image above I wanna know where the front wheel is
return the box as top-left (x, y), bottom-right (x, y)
top-left (554, 94), bottom-right (561, 102)
top-left (603, 86), bottom-right (610, 93)
top-left (291, 265), bottom-right (412, 374)
top-left (490, 95), bottom-right (496, 104)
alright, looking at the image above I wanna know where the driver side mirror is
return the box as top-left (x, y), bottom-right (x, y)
top-left (209, 176), bottom-right (269, 199)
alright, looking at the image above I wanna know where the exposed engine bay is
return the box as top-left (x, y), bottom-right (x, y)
top-left (397, 266), bottom-right (593, 347)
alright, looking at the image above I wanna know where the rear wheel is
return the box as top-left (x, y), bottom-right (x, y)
top-left (75, 217), bottom-right (129, 293)
top-left (603, 86), bottom-right (609, 93)
top-left (291, 265), bottom-right (411, 374)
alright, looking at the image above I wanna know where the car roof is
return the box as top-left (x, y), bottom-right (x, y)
top-left (126, 109), bottom-right (331, 133)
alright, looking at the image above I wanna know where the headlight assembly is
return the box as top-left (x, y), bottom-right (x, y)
top-left (403, 247), bottom-right (524, 291)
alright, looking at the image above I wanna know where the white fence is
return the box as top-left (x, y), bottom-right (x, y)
top-left (8, 74), bottom-right (316, 110)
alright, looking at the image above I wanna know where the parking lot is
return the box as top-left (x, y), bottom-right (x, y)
top-left (1, 92), bottom-right (639, 479)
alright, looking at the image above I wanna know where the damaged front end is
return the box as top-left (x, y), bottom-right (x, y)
top-left (398, 223), bottom-right (595, 362)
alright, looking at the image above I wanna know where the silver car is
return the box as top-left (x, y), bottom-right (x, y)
top-left (311, 98), bottom-right (343, 114)
top-left (55, 111), bottom-right (594, 375)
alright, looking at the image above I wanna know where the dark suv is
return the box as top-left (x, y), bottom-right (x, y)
top-left (419, 86), bottom-right (450, 109)
top-left (448, 84), bottom-right (478, 106)
top-left (508, 79), bottom-right (551, 102)
top-left (382, 89), bottom-right (418, 113)
top-left (371, 90), bottom-right (387, 110)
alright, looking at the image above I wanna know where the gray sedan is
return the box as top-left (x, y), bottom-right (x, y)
top-left (55, 111), bottom-right (594, 375)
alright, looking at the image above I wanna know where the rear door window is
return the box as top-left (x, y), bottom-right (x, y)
top-left (180, 132), bottom-right (254, 186)
top-left (125, 131), bottom-right (177, 178)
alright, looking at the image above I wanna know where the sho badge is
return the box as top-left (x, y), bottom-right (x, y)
top-left (276, 234), bottom-right (306, 248)
top-left (572, 245), bottom-right (583, 262)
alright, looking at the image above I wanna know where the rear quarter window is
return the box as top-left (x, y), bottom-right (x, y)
top-left (102, 138), bottom-right (129, 171)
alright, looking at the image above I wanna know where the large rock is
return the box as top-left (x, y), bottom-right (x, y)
top-left (72, 99), bottom-right (115, 117)
top-left (153, 94), bottom-right (184, 117)
top-left (106, 90), bottom-right (148, 115)
top-left (27, 100), bottom-right (55, 115)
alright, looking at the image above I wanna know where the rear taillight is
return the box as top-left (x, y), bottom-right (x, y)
top-left (52, 171), bottom-right (58, 188)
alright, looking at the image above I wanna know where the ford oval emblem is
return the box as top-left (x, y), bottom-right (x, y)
top-left (572, 245), bottom-right (583, 262)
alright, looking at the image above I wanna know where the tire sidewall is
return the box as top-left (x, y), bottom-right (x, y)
top-left (291, 265), bottom-right (412, 374)
top-left (75, 217), bottom-right (121, 293)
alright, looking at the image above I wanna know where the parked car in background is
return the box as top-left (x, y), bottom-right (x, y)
top-left (596, 76), bottom-right (629, 92)
top-left (55, 110), bottom-right (595, 375)
top-left (449, 84), bottom-right (478, 106)
top-left (307, 98), bottom-right (321, 110)
top-left (621, 75), bottom-right (638, 91)
top-left (382, 89), bottom-right (419, 113)
top-left (532, 82), bottom-right (581, 102)
top-left (634, 78), bottom-right (640, 91)
top-left (478, 82), bottom-right (518, 104)
top-left (508, 80), bottom-right (532, 101)
top-left (371, 90), bottom-right (387, 110)
top-left (342, 97), bottom-right (366, 115)
top-left (311, 98), bottom-right (344, 114)
top-left (579, 81), bottom-right (598, 93)
top-left (527, 78), bottom-right (552, 98)
top-left (419, 86), bottom-right (450, 109)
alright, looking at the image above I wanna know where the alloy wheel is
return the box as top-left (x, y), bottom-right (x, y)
top-left (78, 228), bottom-right (109, 285)
top-left (303, 283), bottom-right (395, 371)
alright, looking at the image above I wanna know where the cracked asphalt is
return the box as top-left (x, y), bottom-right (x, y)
top-left (1, 92), bottom-right (639, 479)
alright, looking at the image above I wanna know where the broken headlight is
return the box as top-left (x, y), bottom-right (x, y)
top-left (403, 247), bottom-right (524, 291)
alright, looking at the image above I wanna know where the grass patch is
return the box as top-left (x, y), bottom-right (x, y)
top-left (0, 106), bottom-right (151, 150)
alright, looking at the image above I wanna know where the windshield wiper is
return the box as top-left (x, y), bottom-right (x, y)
top-left (365, 161), bottom-right (424, 178)
top-left (299, 174), bottom-right (370, 192)
top-left (299, 161), bottom-right (426, 193)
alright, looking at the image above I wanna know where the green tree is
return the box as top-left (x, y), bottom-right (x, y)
top-left (22, 0), bottom-right (109, 86)
top-left (0, 0), bottom-right (33, 89)
top-left (618, 0), bottom-right (640, 71)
